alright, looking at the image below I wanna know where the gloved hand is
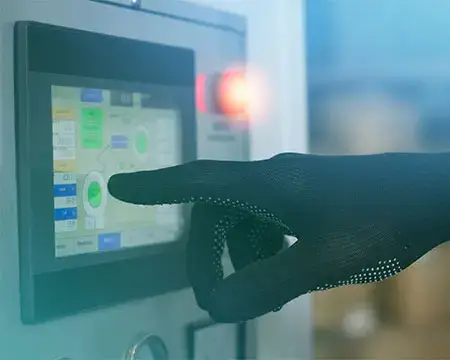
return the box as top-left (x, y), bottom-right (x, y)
top-left (107, 152), bottom-right (450, 323)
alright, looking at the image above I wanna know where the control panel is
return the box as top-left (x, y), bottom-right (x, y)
top-left (14, 21), bottom-right (196, 323)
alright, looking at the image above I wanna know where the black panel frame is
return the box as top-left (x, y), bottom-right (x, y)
top-left (14, 21), bottom-right (197, 324)
top-left (185, 319), bottom-right (247, 360)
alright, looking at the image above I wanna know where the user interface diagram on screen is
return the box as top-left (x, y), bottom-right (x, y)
top-left (52, 86), bottom-right (183, 258)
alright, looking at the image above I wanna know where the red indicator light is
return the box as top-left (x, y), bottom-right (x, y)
top-left (195, 73), bottom-right (207, 113)
top-left (216, 68), bottom-right (250, 117)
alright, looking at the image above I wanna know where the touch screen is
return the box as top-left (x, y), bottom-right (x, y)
top-left (52, 86), bottom-right (183, 258)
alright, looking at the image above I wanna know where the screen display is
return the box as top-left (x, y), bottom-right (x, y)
top-left (52, 86), bottom-right (183, 258)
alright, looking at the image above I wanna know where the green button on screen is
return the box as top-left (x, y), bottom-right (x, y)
top-left (87, 181), bottom-right (102, 208)
top-left (135, 131), bottom-right (148, 155)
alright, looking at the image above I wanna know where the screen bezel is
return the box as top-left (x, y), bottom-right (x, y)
top-left (14, 21), bottom-right (196, 323)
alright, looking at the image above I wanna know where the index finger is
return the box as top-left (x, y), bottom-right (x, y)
top-left (107, 159), bottom-right (257, 206)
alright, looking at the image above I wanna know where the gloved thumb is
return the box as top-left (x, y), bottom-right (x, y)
top-left (206, 241), bottom-right (313, 323)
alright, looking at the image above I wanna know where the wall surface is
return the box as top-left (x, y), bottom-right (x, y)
top-left (182, 1), bottom-right (312, 359)
top-left (246, 2), bottom-right (311, 358)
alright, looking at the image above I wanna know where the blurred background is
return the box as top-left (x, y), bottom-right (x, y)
top-left (306, 1), bottom-right (450, 359)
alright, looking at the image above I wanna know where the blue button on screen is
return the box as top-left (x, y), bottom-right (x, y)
top-left (54, 183), bottom-right (77, 197)
top-left (81, 88), bottom-right (103, 103)
top-left (98, 233), bottom-right (121, 251)
top-left (54, 207), bottom-right (77, 221)
top-left (111, 135), bottom-right (129, 149)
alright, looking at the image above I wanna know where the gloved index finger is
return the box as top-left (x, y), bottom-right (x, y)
top-left (107, 159), bottom-right (258, 206)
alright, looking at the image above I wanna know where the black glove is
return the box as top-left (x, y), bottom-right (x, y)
top-left (107, 152), bottom-right (450, 323)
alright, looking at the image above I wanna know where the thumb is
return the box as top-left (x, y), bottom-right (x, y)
top-left (206, 241), bottom-right (314, 323)
top-left (107, 159), bottom-right (258, 206)
top-left (186, 203), bottom-right (248, 310)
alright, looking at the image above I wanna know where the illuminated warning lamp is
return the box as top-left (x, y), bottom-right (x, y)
top-left (195, 73), bottom-right (208, 113)
top-left (215, 68), bottom-right (250, 117)
top-left (195, 68), bottom-right (253, 117)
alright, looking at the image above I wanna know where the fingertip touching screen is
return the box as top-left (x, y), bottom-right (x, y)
top-left (14, 21), bottom-right (196, 324)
